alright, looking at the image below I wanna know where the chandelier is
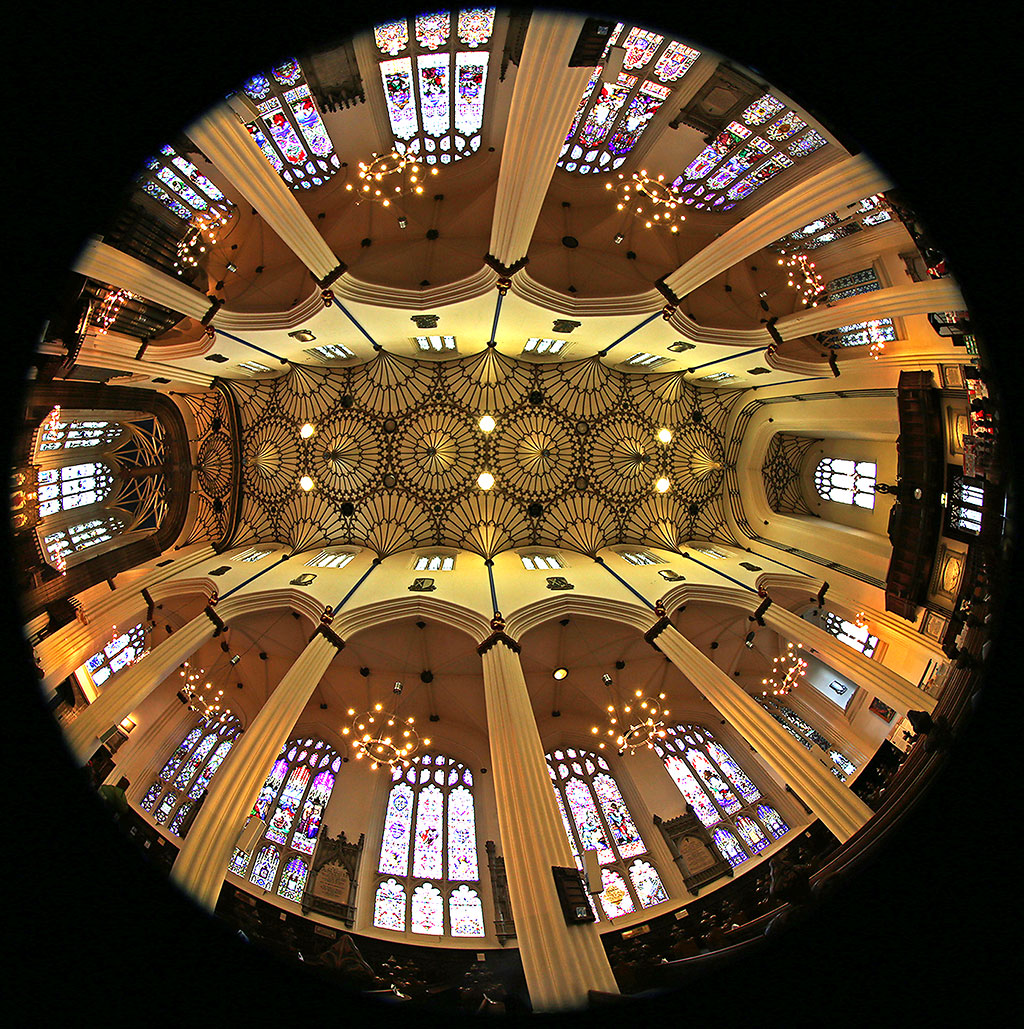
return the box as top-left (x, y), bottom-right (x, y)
top-left (174, 209), bottom-right (229, 276)
top-left (178, 660), bottom-right (232, 724)
top-left (605, 169), bottom-right (685, 232)
top-left (592, 672), bottom-right (671, 755)
top-left (94, 287), bottom-right (135, 334)
top-left (343, 681), bottom-right (426, 770)
top-left (346, 149), bottom-right (438, 207)
top-left (778, 252), bottom-right (825, 307)
top-left (760, 641), bottom-right (808, 697)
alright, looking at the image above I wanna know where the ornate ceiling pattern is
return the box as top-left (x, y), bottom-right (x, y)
top-left (223, 350), bottom-right (742, 560)
top-left (178, 388), bottom-right (238, 549)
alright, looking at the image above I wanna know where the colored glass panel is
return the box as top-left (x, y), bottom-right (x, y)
top-left (713, 827), bottom-right (747, 867)
top-left (266, 764), bottom-right (310, 844)
top-left (565, 66), bottom-right (602, 143)
top-left (277, 857), bottom-right (309, 901)
top-left (653, 40), bottom-right (700, 82)
top-left (628, 859), bottom-right (668, 907)
top-left (373, 879), bottom-right (407, 930)
top-left (159, 726), bottom-right (204, 781)
top-left (375, 19), bottom-right (409, 55)
top-left (286, 85), bottom-right (332, 157)
top-left (228, 847), bottom-right (250, 876)
top-left (681, 121), bottom-right (750, 180)
top-left (382, 58), bottom-right (418, 141)
top-left (263, 108), bottom-right (307, 166)
top-left (607, 79), bottom-right (671, 155)
top-left (250, 845), bottom-right (280, 889)
top-left (292, 770), bottom-right (334, 855)
top-left (411, 882), bottom-right (444, 934)
top-left (663, 754), bottom-right (719, 826)
top-left (188, 739), bottom-right (233, 800)
top-left (416, 11), bottom-right (450, 50)
top-left (742, 93), bottom-right (785, 125)
top-left (246, 125), bottom-right (285, 172)
top-left (168, 801), bottom-right (192, 837)
top-left (599, 868), bottom-right (635, 918)
top-left (153, 792), bottom-right (177, 824)
top-left (727, 152), bottom-right (793, 201)
top-left (446, 785), bottom-right (478, 881)
top-left (686, 748), bottom-right (741, 814)
top-left (254, 758), bottom-right (288, 821)
top-left (705, 136), bottom-right (774, 190)
top-left (454, 52), bottom-right (487, 136)
top-left (578, 74), bottom-right (636, 149)
top-left (788, 129), bottom-right (828, 157)
top-left (756, 804), bottom-right (789, 839)
top-left (564, 778), bottom-right (614, 864)
top-left (735, 815), bottom-right (769, 853)
top-left (412, 784), bottom-right (444, 878)
top-left (457, 8), bottom-right (495, 47)
top-left (552, 784), bottom-right (579, 857)
top-left (592, 774), bottom-right (645, 859)
top-left (621, 26), bottom-right (663, 69)
top-left (271, 59), bottom-right (302, 85)
top-left (417, 53), bottom-right (450, 138)
top-left (766, 110), bottom-right (807, 141)
top-left (173, 733), bottom-right (217, 790)
top-left (140, 781), bottom-right (162, 811)
top-left (705, 742), bottom-right (761, 803)
top-left (379, 781), bottom-right (414, 875)
top-left (449, 885), bottom-right (485, 936)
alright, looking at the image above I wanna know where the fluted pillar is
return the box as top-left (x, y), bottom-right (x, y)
top-left (480, 635), bottom-right (619, 1011)
top-left (762, 604), bottom-right (936, 715)
top-left (73, 239), bottom-right (215, 321)
top-left (662, 153), bottom-right (892, 300)
top-left (773, 278), bottom-right (966, 340)
top-left (186, 104), bottom-right (342, 282)
top-left (104, 693), bottom-right (195, 792)
top-left (65, 608), bottom-right (221, 762)
top-left (651, 622), bottom-right (873, 842)
top-left (36, 545), bottom-right (217, 694)
top-left (170, 631), bottom-right (340, 909)
top-left (488, 11), bottom-right (593, 267)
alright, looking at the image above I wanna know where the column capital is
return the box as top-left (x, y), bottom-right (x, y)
top-left (310, 622), bottom-right (345, 651)
top-left (203, 604), bottom-right (228, 636)
top-left (644, 616), bottom-right (672, 649)
top-left (477, 630), bottom-right (521, 656)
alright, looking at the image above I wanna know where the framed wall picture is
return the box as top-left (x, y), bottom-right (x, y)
top-left (939, 363), bottom-right (966, 389)
top-left (868, 697), bottom-right (896, 723)
top-left (920, 609), bottom-right (950, 641)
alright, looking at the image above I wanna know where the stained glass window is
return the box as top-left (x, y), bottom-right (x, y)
top-left (41, 512), bottom-right (130, 570)
top-left (654, 724), bottom-right (790, 865)
top-left (821, 319), bottom-right (898, 350)
top-left (374, 10), bottom-right (494, 166)
top-left (814, 458), bottom-right (876, 509)
top-left (947, 472), bottom-right (985, 537)
top-left (373, 752), bottom-right (480, 936)
top-left (547, 747), bottom-right (668, 920)
top-left (236, 60), bottom-right (339, 190)
top-left (374, 879), bottom-right (407, 931)
top-left (822, 612), bottom-right (878, 657)
top-left (228, 738), bottom-right (342, 900)
top-left (81, 621), bottom-right (150, 689)
top-left (756, 804), bottom-right (789, 839)
top-left (36, 419), bottom-right (123, 453)
top-left (137, 716), bottom-right (241, 838)
top-left (250, 845), bottom-right (281, 889)
top-left (37, 462), bottom-right (116, 517)
top-left (137, 144), bottom-right (234, 224)
top-left (559, 22), bottom-right (699, 175)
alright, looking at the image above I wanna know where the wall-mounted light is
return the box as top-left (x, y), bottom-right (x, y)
top-left (118, 716), bottom-right (137, 734)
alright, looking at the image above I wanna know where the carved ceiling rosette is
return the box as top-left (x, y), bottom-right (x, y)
top-left (241, 415), bottom-right (301, 501)
top-left (351, 350), bottom-right (439, 417)
top-left (273, 364), bottom-right (343, 425)
top-left (589, 416), bottom-right (660, 498)
top-left (492, 411), bottom-right (578, 500)
top-left (540, 494), bottom-right (617, 556)
top-left (352, 493), bottom-right (433, 558)
top-left (314, 413), bottom-right (383, 500)
top-left (395, 408), bottom-right (481, 496)
top-left (443, 346), bottom-right (536, 414)
top-left (540, 356), bottom-right (620, 421)
top-left (446, 492), bottom-right (532, 558)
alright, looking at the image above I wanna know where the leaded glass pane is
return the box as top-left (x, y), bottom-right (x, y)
top-left (379, 781), bottom-right (415, 875)
top-left (663, 754), bottom-right (719, 826)
top-left (266, 765), bottom-right (311, 844)
top-left (457, 7), bottom-right (495, 47)
top-left (564, 778), bottom-right (614, 863)
top-left (449, 884), bottom-right (485, 936)
top-left (446, 785), bottom-right (478, 880)
top-left (250, 845), bottom-right (281, 889)
top-left (411, 882), bottom-right (444, 934)
top-left (705, 741), bottom-right (761, 803)
top-left (373, 879), bottom-right (407, 930)
top-left (756, 804), bottom-right (789, 839)
top-left (686, 748), bottom-right (742, 815)
top-left (188, 739), bottom-right (233, 800)
top-left (292, 770), bottom-right (334, 855)
top-left (735, 814), bottom-right (770, 853)
top-left (713, 827), bottom-right (747, 867)
top-left (153, 792), bottom-right (177, 824)
top-left (599, 868), bottom-right (635, 918)
top-left (168, 801), bottom-right (192, 837)
top-left (140, 781), bottom-right (162, 811)
top-left (173, 733), bottom-right (217, 790)
top-left (628, 859), bottom-right (668, 907)
top-left (254, 758), bottom-right (289, 822)
top-left (415, 11), bottom-right (450, 51)
top-left (412, 784), bottom-right (444, 878)
top-left (159, 726), bottom-right (204, 781)
top-left (592, 774), bottom-right (645, 859)
top-left (277, 857), bottom-right (309, 901)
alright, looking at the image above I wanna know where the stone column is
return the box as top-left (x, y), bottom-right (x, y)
top-left (65, 607), bottom-right (222, 763)
top-left (170, 628), bottom-right (341, 910)
top-left (650, 621), bottom-right (873, 842)
top-left (104, 694), bottom-right (196, 796)
top-left (35, 545), bottom-right (217, 694)
top-left (186, 104), bottom-right (342, 282)
top-left (480, 632), bottom-right (619, 1011)
top-left (73, 239), bottom-right (215, 321)
top-left (662, 153), bottom-right (892, 300)
top-left (762, 604), bottom-right (936, 715)
top-left (488, 11), bottom-right (593, 268)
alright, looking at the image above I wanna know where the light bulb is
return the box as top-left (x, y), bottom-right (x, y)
top-left (477, 471), bottom-right (495, 490)
top-left (657, 427), bottom-right (673, 443)
top-left (299, 422), bottom-right (315, 439)
top-left (478, 414), bottom-right (496, 432)
top-left (299, 475), bottom-right (315, 491)
top-left (655, 477), bottom-right (671, 493)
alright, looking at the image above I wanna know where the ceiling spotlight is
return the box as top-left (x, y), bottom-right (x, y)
top-left (613, 233), bottom-right (624, 244)
top-left (299, 475), bottom-right (315, 491)
top-left (398, 216), bottom-right (408, 229)
top-left (478, 414), bottom-right (496, 433)
top-left (656, 427), bottom-right (673, 444)
top-left (477, 471), bottom-right (495, 490)
top-left (299, 422), bottom-right (315, 439)
top-left (553, 668), bottom-right (568, 680)
top-left (655, 477), bottom-right (671, 493)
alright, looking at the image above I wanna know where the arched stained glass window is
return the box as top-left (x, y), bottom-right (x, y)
top-left (756, 804), bottom-right (789, 839)
top-left (757, 695), bottom-right (857, 782)
top-left (37, 419), bottom-right (124, 453)
top-left (670, 89), bottom-right (827, 212)
top-left (236, 60), bottom-right (340, 190)
top-left (654, 724), bottom-right (790, 867)
top-left (373, 9), bottom-right (496, 166)
top-left (137, 144), bottom-right (234, 225)
top-left (41, 511), bottom-right (131, 570)
top-left (81, 621), bottom-right (150, 689)
top-left (228, 738), bottom-right (342, 904)
top-left (36, 462), bottom-right (116, 517)
top-left (822, 611), bottom-right (878, 657)
top-left (547, 747), bottom-right (669, 921)
top-left (373, 752), bottom-right (481, 936)
top-left (559, 22), bottom-right (699, 175)
top-left (814, 458), bottom-right (876, 509)
top-left (250, 845), bottom-right (281, 890)
top-left (137, 716), bottom-right (241, 838)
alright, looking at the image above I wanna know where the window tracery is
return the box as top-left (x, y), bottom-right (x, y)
top-left (653, 723), bottom-right (790, 867)
top-left (546, 747), bottom-right (669, 921)
top-left (372, 752), bottom-right (483, 937)
top-left (813, 458), bottom-right (876, 509)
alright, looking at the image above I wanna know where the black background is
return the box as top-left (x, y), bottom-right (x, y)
top-left (6, 2), bottom-right (1015, 1024)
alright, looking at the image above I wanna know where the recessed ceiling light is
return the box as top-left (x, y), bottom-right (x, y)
top-left (299, 423), bottom-right (315, 439)
top-left (656, 427), bottom-right (673, 444)
top-left (553, 668), bottom-right (568, 680)
top-left (478, 414), bottom-right (496, 432)
top-left (299, 475), bottom-right (315, 491)
top-left (477, 471), bottom-right (495, 490)
top-left (655, 477), bottom-right (671, 493)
